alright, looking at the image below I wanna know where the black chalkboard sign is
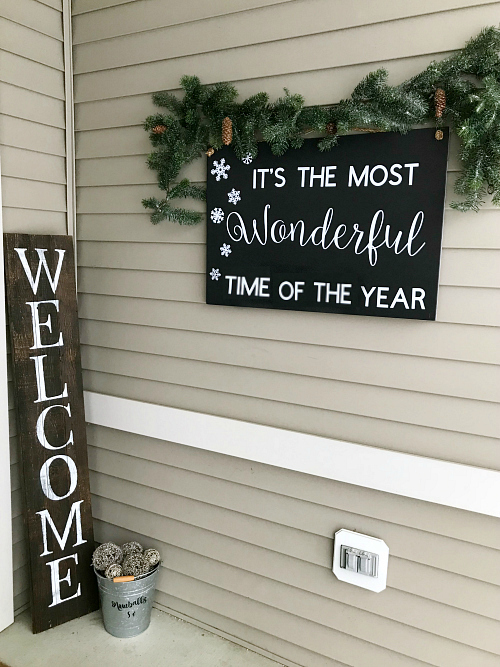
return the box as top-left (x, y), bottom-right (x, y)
top-left (206, 128), bottom-right (449, 320)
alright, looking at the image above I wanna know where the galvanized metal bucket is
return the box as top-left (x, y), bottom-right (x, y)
top-left (95, 564), bottom-right (159, 638)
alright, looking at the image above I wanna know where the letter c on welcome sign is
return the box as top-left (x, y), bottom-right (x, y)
top-left (36, 404), bottom-right (74, 450)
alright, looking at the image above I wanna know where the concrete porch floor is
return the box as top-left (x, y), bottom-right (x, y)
top-left (0, 609), bottom-right (283, 667)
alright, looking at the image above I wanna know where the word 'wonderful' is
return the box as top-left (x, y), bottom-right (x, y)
top-left (227, 205), bottom-right (425, 267)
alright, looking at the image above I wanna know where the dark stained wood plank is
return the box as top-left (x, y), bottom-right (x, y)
top-left (4, 234), bottom-right (98, 634)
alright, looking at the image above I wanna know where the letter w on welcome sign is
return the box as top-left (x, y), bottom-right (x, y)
top-left (4, 234), bottom-right (98, 633)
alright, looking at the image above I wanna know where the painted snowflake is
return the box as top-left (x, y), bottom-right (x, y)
top-left (242, 153), bottom-right (253, 165)
top-left (220, 243), bottom-right (232, 257)
top-left (210, 207), bottom-right (224, 224)
top-left (227, 189), bottom-right (241, 205)
top-left (211, 158), bottom-right (230, 181)
top-left (210, 268), bottom-right (221, 281)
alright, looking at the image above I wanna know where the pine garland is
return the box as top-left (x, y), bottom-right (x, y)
top-left (143, 27), bottom-right (500, 224)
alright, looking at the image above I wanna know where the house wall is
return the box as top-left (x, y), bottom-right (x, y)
top-left (0, 0), bottom-right (67, 615)
top-left (72, 1), bottom-right (500, 665)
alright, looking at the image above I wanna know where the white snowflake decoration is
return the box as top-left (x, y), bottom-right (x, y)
top-left (220, 243), bottom-right (232, 257)
top-left (211, 158), bottom-right (230, 181)
top-left (210, 268), bottom-right (221, 281)
top-left (210, 207), bottom-right (224, 224)
top-left (242, 153), bottom-right (253, 165)
top-left (227, 189), bottom-right (241, 205)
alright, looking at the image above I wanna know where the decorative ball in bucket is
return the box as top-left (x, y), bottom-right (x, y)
top-left (92, 541), bottom-right (161, 638)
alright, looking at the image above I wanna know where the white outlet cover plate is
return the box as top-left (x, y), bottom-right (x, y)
top-left (333, 529), bottom-right (389, 592)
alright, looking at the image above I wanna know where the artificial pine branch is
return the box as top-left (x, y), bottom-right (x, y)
top-left (143, 26), bottom-right (500, 224)
top-left (142, 197), bottom-right (203, 225)
top-left (168, 179), bottom-right (206, 201)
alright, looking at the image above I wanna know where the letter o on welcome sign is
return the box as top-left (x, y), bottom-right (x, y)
top-left (40, 455), bottom-right (78, 501)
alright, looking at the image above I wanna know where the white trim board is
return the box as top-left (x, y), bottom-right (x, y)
top-left (84, 391), bottom-right (500, 518)
top-left (0, 156), bottom-right (15, 632)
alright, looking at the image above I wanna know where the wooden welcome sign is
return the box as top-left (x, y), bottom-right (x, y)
top-left (4, 234), bottom-right (98, 633)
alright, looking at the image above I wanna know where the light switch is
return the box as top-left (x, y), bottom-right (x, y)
top-left (333, 529), bottom-right (389, 592)
top-left (340, 546), bottom-right (379, 577)
top-left (344, 547), bottom-right (358, 572)
top-left (358, 550), bottom-right (378, 577)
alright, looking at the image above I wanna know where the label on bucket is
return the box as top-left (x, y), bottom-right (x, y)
top-left (110, 595), bottom-right (148, 612)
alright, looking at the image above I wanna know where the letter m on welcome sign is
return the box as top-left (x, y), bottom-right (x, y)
top-left (4, 234), bottom-right (98, 633)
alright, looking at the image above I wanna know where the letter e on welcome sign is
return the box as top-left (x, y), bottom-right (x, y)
top-left (4, 234), bottom-right (98, 633)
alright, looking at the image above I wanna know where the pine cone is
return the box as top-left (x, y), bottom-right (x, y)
top-left (222, 117), bottom-right (233, 145)
top-left (326, 122), bottom-right (337, 136)
top-left (434, 88), bottom-right (446, 119)
top-left (152, 124), bottom-right (166, 135)
top-left (206, 147), bottom-right (215, 157)
top-left (435, 129), bottom-right (444, 141)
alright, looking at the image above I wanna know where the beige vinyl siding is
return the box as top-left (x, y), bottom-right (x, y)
top-left (0, 0), bottom-right (66, 614)
top-left (73, 1), bottom-right (500, 466)
top-left (88, 424), bottom-right (500, 667)
top-left (73, 1), bottom-right (500, 664)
